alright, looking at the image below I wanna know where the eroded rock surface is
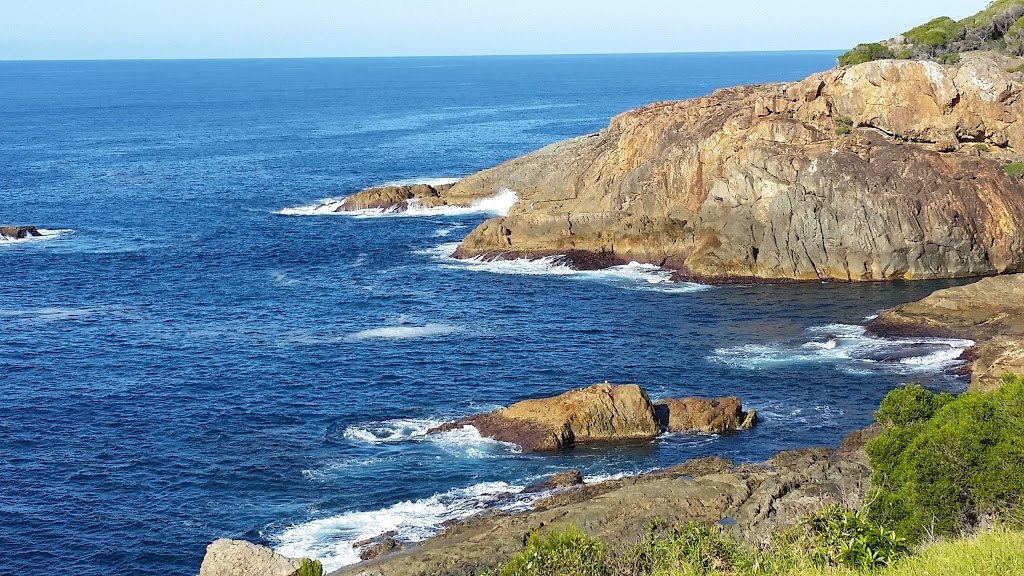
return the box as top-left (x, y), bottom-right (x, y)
top-left (333, 427), bottom-right (880, 576)
top-left (199, 539), bottom-right (302, 576)
top-left (333, 183), bottom-right (456, 213)
top-left (655, 396), bottom-right (757, 433)
top-left (868, 274), bottom-right (1024, 390)
top-left (429, 383), bottom-right (661, 452)
top-left (435, 54), bottom-right (1024, 282)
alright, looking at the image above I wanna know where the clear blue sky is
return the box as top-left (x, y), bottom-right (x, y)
top-left (0, 0), bottom-right (990, 60)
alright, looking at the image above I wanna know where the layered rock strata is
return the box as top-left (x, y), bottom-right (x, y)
top-left (868, 274), bottom-right (1024, 391)
top-left (337, 54), bottom-right (1024, 282)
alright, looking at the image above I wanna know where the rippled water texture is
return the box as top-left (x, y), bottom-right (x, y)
top-left (0, 53), bottom-right (971, 575)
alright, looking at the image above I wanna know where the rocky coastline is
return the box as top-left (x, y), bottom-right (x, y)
top-left (0, 225), bottom-right (42, 240)
top-left (335, 52), bottom-right (1024, 284)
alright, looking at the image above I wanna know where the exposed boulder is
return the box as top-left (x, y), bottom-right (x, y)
top-left (0, 226), bottom-right (42, 239)
top-left (523, 469), bottom-right (585, 493)
top-left (441, 55), bottom-right (1024, 283)
top-left (428, 383), bottom-right (661, 452)
top-left (199, 539), bottom-right (302, 576)
top-left (333, 183), bottom-right (455, 213)
top-left (868, 274), bottom-right (1024, 391)
top-left (655, 396), bottom-right (757, 434)
top-left (354, 532), bottom-right (405, 562)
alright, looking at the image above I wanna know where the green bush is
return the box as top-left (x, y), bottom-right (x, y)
top-left (802, 505), bottom-right (908, 570)
top-left (488, 526), bottom-right (608, 576)
top-left (296, 557), bottom-right (323, 576)
top-left (614, 520), bottom-right (759, 576)
top-left (838, 43), bottom-right (894, 66)
top-left (1005, 162), bottom-right (1024, 178)
top-left (867, 378), bottom-right (1024, 541)
top-left (903, 17), bottom-right (960, 48)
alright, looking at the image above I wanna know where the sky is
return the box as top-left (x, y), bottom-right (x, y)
top-left (0, 1), bottom-right (993, 60)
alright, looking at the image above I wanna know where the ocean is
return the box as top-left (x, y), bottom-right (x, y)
top-left (0, 52), bottom-right (972, 575)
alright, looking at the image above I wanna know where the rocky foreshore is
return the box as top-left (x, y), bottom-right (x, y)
top-left (336, 53), bottom-right (1024, 283)
top-left (199, 425), bottom-right (877, 576)
top-left (868, 273), bottom-right (1024, 391)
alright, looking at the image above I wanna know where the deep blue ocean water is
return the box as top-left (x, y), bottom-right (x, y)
top-left (0, 52), bottom-right (974, 575)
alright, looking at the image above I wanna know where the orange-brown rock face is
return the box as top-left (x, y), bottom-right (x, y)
top-left (430, 383), bottom-right (661, 452)
top-left (444, 54), bottom-right (1024, 283)
top-left (655, 397), bottom-right (757, 434)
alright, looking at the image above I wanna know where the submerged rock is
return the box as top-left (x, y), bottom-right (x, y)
top-left (523, 469), bottom-right (586, 493)
top-left (0, 225), bottom-right (42, 239)
top-left (440, 54), bottom-right (1024, 283)
top-left (655, 396), bottom-right (757, 434)
top-left (868, 274), bottom-right (1024, 391)
top-left (199, 539), bottom-right (302, 576)
top-left (354, 531), bottom-right (405, 562)
top-left (429, 383), bottom-right (661, 452)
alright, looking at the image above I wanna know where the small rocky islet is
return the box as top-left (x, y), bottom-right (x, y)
top-left (200, 4), bottom-right (1024, 575)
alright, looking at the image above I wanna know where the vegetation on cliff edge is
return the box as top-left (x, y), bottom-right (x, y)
top-left (487, 376), bottom-right (1024, 576)
top-left (839, 0), bottom-right (1024, 65)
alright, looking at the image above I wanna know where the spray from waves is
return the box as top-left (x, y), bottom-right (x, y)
top-left (341, 418), bottom-right (520, 456)
top-left (0, 228), bottom-right (74, 244)
top-left (417, 242), bottom-right (709, 294)
top-left (273, 481), bottom-right (532, 571)
top-left (348, 324), bottom-right (463, 341)
top-left (277, 188), bottom-right (518, 218)
top-left (710, 323), bottom-right (974, 375)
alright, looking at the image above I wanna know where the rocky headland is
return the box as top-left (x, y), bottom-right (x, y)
top-left (427, 383), bottom-right (756, 452)
top-left (868, 273), bottom-right (1024, 391)
top-left (336, 52), bottom-right (1024, 283)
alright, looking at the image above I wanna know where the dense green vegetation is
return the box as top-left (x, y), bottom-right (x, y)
top-left (866, 377), bottom-right (1024, 541)
top-left (487, 376), bottom-right (1024, 576)
top-left (839, 0), bottom-right (1024, 65)
top-left (297, 558), bottom-right (324, 576)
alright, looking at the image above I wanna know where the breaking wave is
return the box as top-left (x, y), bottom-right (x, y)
top-left (348, 324), bottom-right (463, 341)
top-left (0, 228), bottom-right (74, 244)
top-left (710, 323), bottom-right (974, 376)
top-left (277, 188), bottom-right (518, 218)
top-left (273, 481), bottom-right (532, 571)
top-left (419, 243), bottom-right (709, 294)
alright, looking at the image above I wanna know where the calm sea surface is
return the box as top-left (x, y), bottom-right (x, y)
top-left (0, 53), bottom-right (971, 575)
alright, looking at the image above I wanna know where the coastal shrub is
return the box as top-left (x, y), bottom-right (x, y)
top-left (838, 43), bottom-right (894, 66)
top-left (614, 520), bottom-right (760, 576)
top-left (903, 17), bottom-right (960, 48)
top-left (1005, 162), bottom-right (1024, 177)
top-left (488, 526), bottom-right (608, 576)
top-left (975, 143), bottom-right (991, 152)
top-left (297, 557), bottom-right (323, 576)
top-left (801, 505), bottom-right (907, 570)
top-left (867, 378), bottom-right (1024, 541)
top-left (835, 116), bottom-right (854, 136)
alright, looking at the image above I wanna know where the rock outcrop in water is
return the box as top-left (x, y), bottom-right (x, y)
top-left (655, 396), bottom-right (757, 434)
top-left (429, 383), bottom-right (662, 452)
top-left (351, 53), bottom-right (1024, 283)
top-left (0, 225), bottom-right (42, 239)
top-left (329, 426), bottom-right (879, 576)
top-left (428, 384), bottom-right (758, 452)
top-left (332, 183), bottom-right (462, 213)
top-left (199, 539), bottom-right (303, 576)
top-left (868, 274), bottom-right (1024, 391)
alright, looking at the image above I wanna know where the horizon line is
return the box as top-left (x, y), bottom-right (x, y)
top-left (0, 48), bottom-right (846, 64)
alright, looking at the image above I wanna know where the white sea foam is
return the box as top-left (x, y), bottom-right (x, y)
top-left (348, 324), bottom-right (463, 341)
top-left (0, 307), bottom-right (95, 322)
top-left (274, 481), bottom-right (530, 571)
top-left (277, 188), bottom-right (518, 218)
top-left (0, 228), bottom-right (74, 244)
top-left (341, 419), bottom-right (520, 455)
top-left (342, 419), bottom-right (439, 444)
top-left (422, 243), bottom-right (709, 294)
top-left (710, 323), bottom-right (974, 375)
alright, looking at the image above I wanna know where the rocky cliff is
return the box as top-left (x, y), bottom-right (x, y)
top-left (333, 54), bottom-right (1024, 283)
top-left (443, 54), bottom-right (1024, 282)
top-left (868, 274), bottom-right (1024, 391)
